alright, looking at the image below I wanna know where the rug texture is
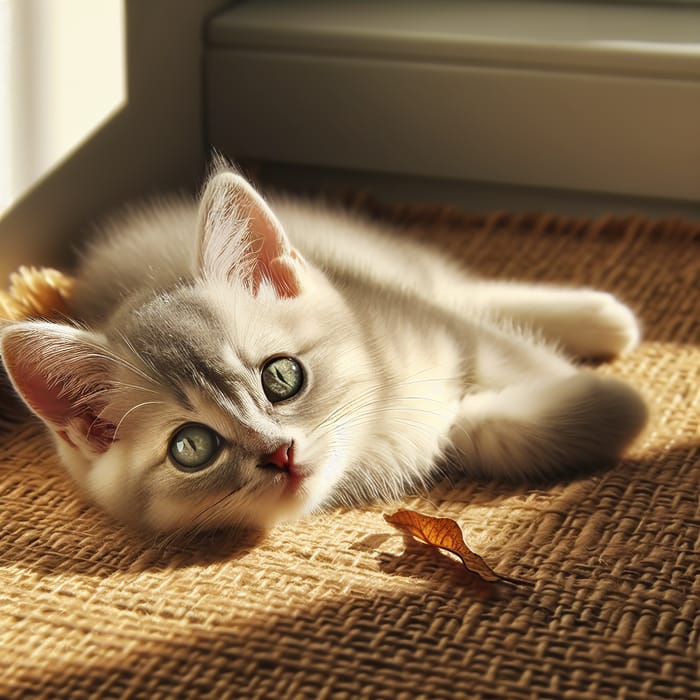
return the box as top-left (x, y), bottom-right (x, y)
top-left (1, 204), bottom-right (699, 699)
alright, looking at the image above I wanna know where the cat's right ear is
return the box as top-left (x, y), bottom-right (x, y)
top-left (1, 321), bottom-right (117, 455)
top-left (196, 171), bottom-right (306, 298)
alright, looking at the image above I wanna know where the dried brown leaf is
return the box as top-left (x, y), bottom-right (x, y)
top-left (384, 509), bottom-right (530, 587)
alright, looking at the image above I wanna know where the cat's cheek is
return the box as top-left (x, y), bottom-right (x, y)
top-left (83, 445), bottom-right (146, 526)
top-left (144, 494), bottom-right (193, 533)
top-left (53, 438), bottom-right (92, 487)
top-left (52, 438), bottom-right (135, 525)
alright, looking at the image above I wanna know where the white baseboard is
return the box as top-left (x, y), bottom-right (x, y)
top-left (207, 0), bottom-right (700, 204)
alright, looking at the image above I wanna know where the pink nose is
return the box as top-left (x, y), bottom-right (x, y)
top-left (263, 444), bottom-right (292, 470)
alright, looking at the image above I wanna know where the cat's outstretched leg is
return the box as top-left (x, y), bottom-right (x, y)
top-left (447, 314), bottom-right (648, 481)
top-left (465, 282), bottom-right (640, 359)
top-left (450, 371), bottom-right (647, 481)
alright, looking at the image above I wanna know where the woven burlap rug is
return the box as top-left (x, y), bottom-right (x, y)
top-left (1, 205), bottom-right (698, 699)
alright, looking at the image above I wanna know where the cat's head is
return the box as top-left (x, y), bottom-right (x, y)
top-left (1, 171), bottom-right (375, 534)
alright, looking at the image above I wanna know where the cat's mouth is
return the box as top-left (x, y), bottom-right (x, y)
top-left (259, 442), bottom-right (306, 497)
top-left (283, 466), bottom-right (304, 497)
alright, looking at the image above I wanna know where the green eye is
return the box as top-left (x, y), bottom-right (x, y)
top-left (169, 424), bottom-right (221, 471)
top-left (261, 356), bottom-right (304, 403)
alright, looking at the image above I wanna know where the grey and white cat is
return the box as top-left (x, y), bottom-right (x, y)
top-left (0, 167), bottom-right (647, 534)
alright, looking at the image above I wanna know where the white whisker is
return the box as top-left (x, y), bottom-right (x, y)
top-left (113, 400), bottom-right (166, 440)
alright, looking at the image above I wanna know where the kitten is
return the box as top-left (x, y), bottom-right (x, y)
top-left (0, 167), bottom-right (648, 534)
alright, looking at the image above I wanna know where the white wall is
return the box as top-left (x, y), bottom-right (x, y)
top-left (3, 0), bottom-right (125, 213)
top-left (0, 0), bottom-right (229, 279)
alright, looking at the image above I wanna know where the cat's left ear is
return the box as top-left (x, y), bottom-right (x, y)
top-left (197, 171), bottom-right (305, 298)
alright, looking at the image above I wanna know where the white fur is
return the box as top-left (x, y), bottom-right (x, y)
top-left (0, 169), bottom-right (648, 534)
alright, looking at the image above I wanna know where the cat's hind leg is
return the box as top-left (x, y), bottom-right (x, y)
top-left (466, 282), bottom-right (640, 359)
top-left (450, 371), bottom-right (648, 482)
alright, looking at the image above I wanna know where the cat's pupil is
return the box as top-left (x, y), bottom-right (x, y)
top-left (169, 424), bottom-right (221, 471)
top-left (262, 357), bottom-right (304, 402)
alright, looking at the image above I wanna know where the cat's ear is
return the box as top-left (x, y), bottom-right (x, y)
top-left (1, 322), bottom-right (117, 455)
top-left (197, 171), bottom-right (305, 298)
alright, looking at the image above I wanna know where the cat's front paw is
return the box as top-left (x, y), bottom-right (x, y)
top-left (562, 292), bottom-right (640, 359)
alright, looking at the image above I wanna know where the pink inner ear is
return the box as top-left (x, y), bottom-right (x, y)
top-left (246, 198), bottom-right (304, 298)
top-left (6, 348), bottom-right (116, 453)
top-left (9, 360), bottom-right (73, 425)
top-left (197, 172), bottom-right (305, 298)
top-left (254, 256), bottom-right (303, 298)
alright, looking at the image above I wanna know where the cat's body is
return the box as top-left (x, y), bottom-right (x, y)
top-left (1, 168), bottom-right (647, 534)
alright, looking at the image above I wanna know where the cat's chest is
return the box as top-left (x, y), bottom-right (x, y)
top-left (373, 312), bottom-right (466, 439)
top-left (355, 352), bottom-right (462, 487)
